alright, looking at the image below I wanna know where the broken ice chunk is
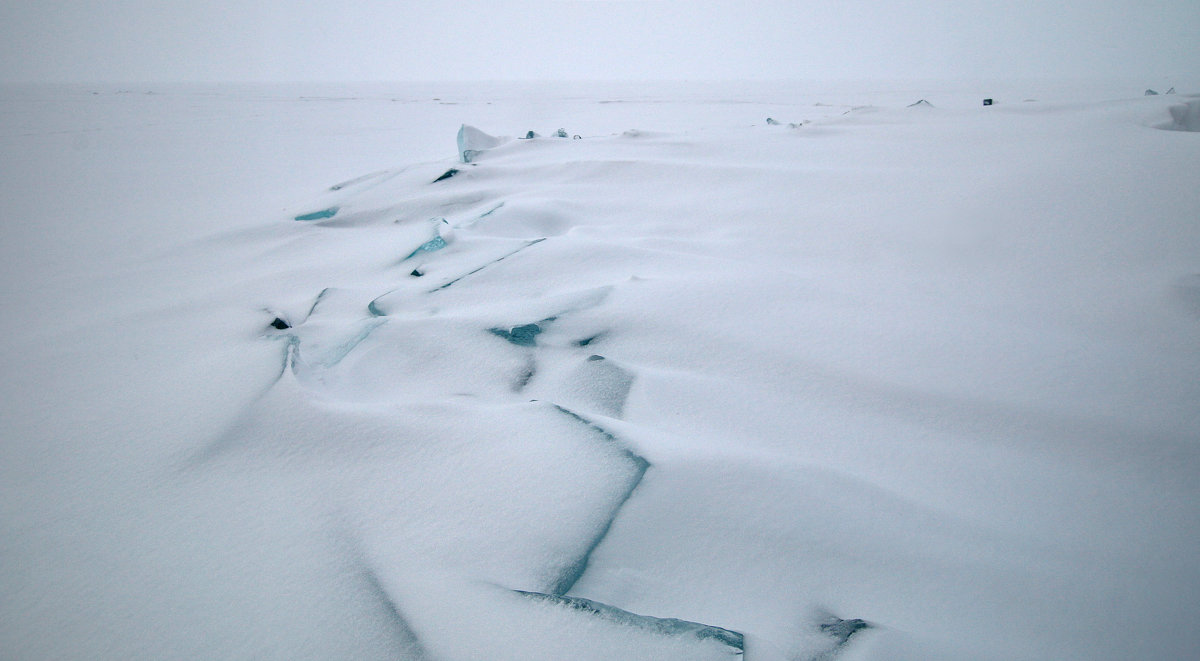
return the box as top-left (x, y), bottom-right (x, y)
top-left (457, 124), bottom-right (510, 163)
top-left (820, 616), bottom-right (871, 646)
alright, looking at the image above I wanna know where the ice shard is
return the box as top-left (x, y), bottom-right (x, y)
top-left (432, 168), bottom-right (458, 183)
top-left (294, 207), bottom-right (339, 221)
top-left (457, 124), bottom-right (509, 163)
top-left (403, 219), bottom-right (454, 260)
top-left (512, 591), bottom-right (744, 655)
top-left (403, 235), bottom-right (446, 260)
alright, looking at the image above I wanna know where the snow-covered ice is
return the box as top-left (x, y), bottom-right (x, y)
top-left (2, 80), bottom-right (1199, 660)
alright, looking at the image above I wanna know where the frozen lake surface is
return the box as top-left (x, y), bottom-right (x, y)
top-left (2, 80), bottom-right (1199, 660)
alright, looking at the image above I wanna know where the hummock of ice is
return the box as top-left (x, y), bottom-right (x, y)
top-left (4, 83), bottom-right (1200, 661)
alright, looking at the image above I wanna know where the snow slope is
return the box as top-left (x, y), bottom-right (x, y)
top-left (2, 81), bottom-right (1198, 660)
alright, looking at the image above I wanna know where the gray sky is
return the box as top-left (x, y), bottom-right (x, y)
top-left (1, 0), bottom-right (1197, 82)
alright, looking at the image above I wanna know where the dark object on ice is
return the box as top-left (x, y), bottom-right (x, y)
top-left (573, 135), bottom-right (582, 139)
top-left (1166, 87), bottom-right (1176, 94)
top-left (576, 333), bottom-right (602, 347)
top-left (1146, 89), bottom-right (1159, 96)
top-left (982, 98), bottom-right (993, 106)
top-left (294, 207), bottom-right (338, 221)
top-left (432, 168), bottom-right (458, 183)
top-left (511, 591), bottom-right (744, 652)
top-left (410, 269), bottom-right (423, 277)
top-left (490, 323), bottom-right (544, 347)
top-left (270, 317), bottom-right (291, 330)
top-left (908, 99), bottom-right (933, 107)
top-left (555, 128), bottom-right (569, 138)
top-left (766, 117), bottom-right (781, 125)
top-left (820, 617), bottom-right (871, 645)
top-left (523, 130), bottom-right (539, 139)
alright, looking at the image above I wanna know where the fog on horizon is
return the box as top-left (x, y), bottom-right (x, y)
top-left (0, 0), bottom-right (1196, 84)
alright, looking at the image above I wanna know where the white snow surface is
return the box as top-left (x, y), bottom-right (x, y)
top-left (2, 80), bottom-right (1199, 660)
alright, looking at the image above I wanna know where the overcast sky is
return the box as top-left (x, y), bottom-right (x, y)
top-left (1, 0), bottom-right (1196, 82)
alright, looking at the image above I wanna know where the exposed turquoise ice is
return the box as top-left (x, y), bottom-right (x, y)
top-left (294, 318), bottom-right (387, 370)
top-left (294, 207), bottom-right (339, 221)
top-left (458, 124), bottom-right (507, 163)
top-left (512, 591), bottom-right (744, 653)
top-left (403, 235), bottom-right (447, 261)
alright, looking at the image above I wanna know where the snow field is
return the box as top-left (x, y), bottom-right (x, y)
top-left (2, 81), bottom-right (1198, 659)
